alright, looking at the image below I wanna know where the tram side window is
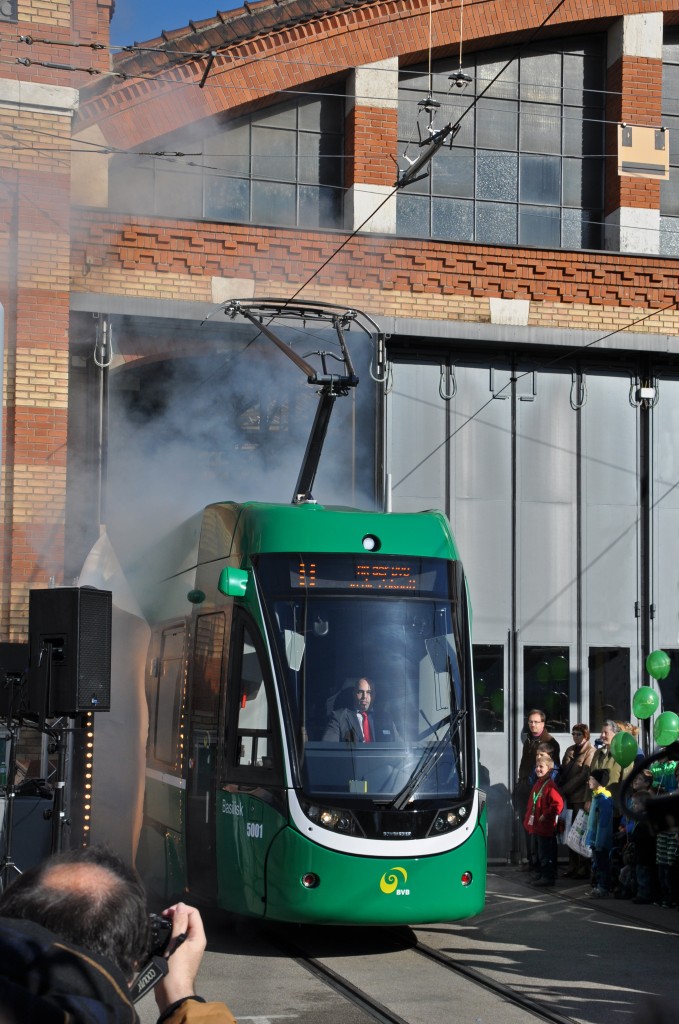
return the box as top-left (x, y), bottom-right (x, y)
top-left (150, 626), bottom-right (185, 768)
top-left (233, 626), bottom-right (274, 772)
top-left (192, 612), bottom-right (227, 719)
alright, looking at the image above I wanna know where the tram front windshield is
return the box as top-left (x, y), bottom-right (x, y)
top-left (255, 554), bottom-right (471, 804)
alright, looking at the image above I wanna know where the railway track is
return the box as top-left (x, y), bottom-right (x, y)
top-left (262, 870), bottom-right (679, 1024)
top-left (409, 939), bottom-right (578, 1024)
top-left (270, 926), bottom-right (580, 1024)
top-left (141, 870), bottom-right (679, 1024)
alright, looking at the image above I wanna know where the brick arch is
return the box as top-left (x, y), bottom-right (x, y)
top-left (77, 0), bottom-right (660, 149)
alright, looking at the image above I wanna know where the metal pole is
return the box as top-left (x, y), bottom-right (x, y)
top-left (97, 316), bottom-right (110, 529)
top-left (0, 701), bottom-right (23, 890)
top-left (49, 727), bottom-right (68, 854)
top-left (0, 303), bottom-right (4, 505)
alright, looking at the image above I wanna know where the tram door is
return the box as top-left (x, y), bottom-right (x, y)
top-left (218, 613), bottom-right (284, 916)
top-left (185, 612), bottom-right (228, 898)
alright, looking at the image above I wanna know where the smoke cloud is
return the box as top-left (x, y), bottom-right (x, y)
top-left (79, 317), bottom-right (377, 865)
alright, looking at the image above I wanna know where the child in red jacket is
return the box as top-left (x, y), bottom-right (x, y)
top-left (523, 754), bottom-right (564, 887)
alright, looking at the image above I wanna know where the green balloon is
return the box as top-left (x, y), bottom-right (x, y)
top-left (654, 711), bottom-right (679, 747)
top-left (632, 686), bottom-right (660, 720)
top-left (610, 730), bottom-right (637, 768)
top-left (489, 689), bottom-right (503, 716)
top-left (550, 656), bottom-right (568, 683)
top-left (646, 649), bottom-right (671, 681)
top-left (536, 661), bottom-right (550, 683)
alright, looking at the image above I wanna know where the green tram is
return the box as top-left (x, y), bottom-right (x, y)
top-left (137, 499), bottom-right (487, 925)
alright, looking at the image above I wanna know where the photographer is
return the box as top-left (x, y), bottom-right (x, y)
top-left (0, 846), bottom-right (236, 1023)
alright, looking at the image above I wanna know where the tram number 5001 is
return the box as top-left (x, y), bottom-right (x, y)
top-left (246, 822), bottom-right (264, 839)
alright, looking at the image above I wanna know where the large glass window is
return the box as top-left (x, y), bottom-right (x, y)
top-left (654, 650), bottom-right (679, 715)
top-left (255, 553), bottom-right (474, 831)
top-left (588, 647), bottom-right (631, 732)
top-left (109, 89), bottom-right (344, 229)
top-left (523, 645), bottom-right (570, 733)
top-left (473, 644), bottom-right (504, 733)
top-left (397, 36), bottom-right (605, 249)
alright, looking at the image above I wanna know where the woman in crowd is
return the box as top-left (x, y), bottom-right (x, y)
top-left (558, 723), bottom-right (595, 878)
top-left (588, 720), bottom-right (632, 823)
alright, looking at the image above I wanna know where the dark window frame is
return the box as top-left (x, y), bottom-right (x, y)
top-left (397, 35), bottom-right (606, 250)
top-left (108, 90), bottom-right (345, 230)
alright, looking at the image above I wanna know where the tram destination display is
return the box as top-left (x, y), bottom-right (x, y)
top-left (259, 554), bottom-right (448, 595)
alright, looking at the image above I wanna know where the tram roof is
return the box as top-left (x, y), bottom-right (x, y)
top-left (202, 501), bottom-right (461, 561)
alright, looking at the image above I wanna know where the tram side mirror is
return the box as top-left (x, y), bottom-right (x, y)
top-left (218, 567), bottom-right (249, 597)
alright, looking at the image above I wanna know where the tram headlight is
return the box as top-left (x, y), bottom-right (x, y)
top-left (431, 808), bottom-right (463, 835)
top-left (433, 811), bottom-right (458, 832)
top-left (362, 534), bottom-right (381, 551)
top-left (430, 798), bottom-right (473, 831)
top-left (301, 801), bottom-right (358, 835)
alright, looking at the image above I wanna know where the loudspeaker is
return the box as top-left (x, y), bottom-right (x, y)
top-left (0, 643), bottom-right (29, 719)
top-left (27, 588), bottom-right (112, 717)
top-left (0, 794), bottom-right (53, 869)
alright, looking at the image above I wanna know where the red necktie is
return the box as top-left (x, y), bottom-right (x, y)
top-left (361, 711), bottom-right (371, 742)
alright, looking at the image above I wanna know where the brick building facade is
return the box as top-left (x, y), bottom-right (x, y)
top-left (0, 0), bottom-right (112, 639)
top-left (0, 0), bottom-right (676, 641)
top-left (3, 1), bottom-right (679, 857)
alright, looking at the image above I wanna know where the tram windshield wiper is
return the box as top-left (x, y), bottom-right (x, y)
top-left (390, 709), bottom-right (466, 811)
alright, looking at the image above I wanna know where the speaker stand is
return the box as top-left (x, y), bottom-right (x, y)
top-left (0, 678), bottom-right (25, 891)
top-left (46, 724), bottom-right (69, 854)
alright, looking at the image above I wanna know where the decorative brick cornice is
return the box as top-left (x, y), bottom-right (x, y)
top-left (72, 210), bottom-right (679, 311)
top-left (76, 0), bottom-right (671, 148)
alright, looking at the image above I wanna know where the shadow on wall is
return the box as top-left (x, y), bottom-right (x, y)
top-left (479, 759), bottom-right (513, 862)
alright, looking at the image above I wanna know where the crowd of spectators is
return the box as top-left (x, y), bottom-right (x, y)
top-left (518, 712), bottom-right (679, 904)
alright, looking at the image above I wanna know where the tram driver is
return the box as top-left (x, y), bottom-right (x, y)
top-left (323, 677), bottom-right (400, 743)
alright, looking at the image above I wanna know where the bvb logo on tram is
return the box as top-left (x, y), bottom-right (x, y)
top-left (380, 866), bottom-right (410, 895)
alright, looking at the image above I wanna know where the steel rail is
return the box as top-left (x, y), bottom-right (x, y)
top-left (268, 927), bottom-right (577, 1024)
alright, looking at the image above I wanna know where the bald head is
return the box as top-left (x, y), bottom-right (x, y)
top-left (44, 861), bottom-right (120, 899)
top-left (0, 846), bottom-right (149, 978)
